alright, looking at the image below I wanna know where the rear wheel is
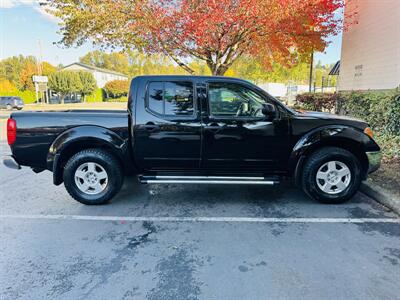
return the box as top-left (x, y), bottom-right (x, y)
top-left (6, 104), bottom-right (12, 110)
top-left (63, 149), bottom-right (124, 205)
top-left (301, 147), bottom-right (362, 204)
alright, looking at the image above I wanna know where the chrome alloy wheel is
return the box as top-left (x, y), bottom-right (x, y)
top-left (74, 162), bottom-right (108, 195)
top-left (316, 161), bottom-right (351, 194)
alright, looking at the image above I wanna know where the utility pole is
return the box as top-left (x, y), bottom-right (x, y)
top-left (309, 51), bottom-right (314, 93)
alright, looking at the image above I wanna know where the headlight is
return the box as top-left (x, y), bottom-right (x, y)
top-left (364, 127), bottom-right (374, 139)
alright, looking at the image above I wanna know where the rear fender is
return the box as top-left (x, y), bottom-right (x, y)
top-left (47, 126), bottom-right (127, 185)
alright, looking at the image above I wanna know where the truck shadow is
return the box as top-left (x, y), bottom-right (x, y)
top-left (112, 176), bottom-right (312, 208)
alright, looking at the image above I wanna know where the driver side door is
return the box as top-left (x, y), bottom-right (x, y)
top-left (201, 81), bottom-right (289, 174)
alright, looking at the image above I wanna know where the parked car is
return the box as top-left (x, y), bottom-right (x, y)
top-left (2, 76), bottom-right (381, 205)
top-left (0, 96), bottom-right (24, 110)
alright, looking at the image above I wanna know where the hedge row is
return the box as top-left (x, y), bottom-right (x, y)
top-left (295, 89), bottom-right (400, 159)
top-left (86, 88), bottom-right (128, 102)
top-left (0, 90), bottom-right (36, 104)
top-left (338, 90), bottom-right (400, 135)
top-left (295, 90), bottom-right (400, 136)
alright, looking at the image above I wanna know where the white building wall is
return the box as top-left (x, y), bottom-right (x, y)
top-left (338, 0), bottom-right (400, 91)
top-left (62, 64), bottom-right (128, 88)
top-left (92, 71), bottom-right (127, 88)
top-left (258, 83), bottom-right (287, 97)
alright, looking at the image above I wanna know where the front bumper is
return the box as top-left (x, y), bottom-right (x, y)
top-left (366, 150), bottom-right (382, 173)
top-left (2, 155), bottom-right (21, 170)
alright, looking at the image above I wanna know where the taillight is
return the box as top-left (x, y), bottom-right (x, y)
top-left (7, 118), bottom-right (16, 145)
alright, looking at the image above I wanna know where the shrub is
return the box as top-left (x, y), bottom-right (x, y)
top-left (86, 88), bottom-right (105, 102)
top-left (338, 90), bottom-right (397, 131)
top-left (386, 93), bottom-right (400, 135)
top-left (0, 88), bottom-right (36, 104)
top-left (104, 80), bottom-right (129, 98)
top-left (295, 93), bottom-right (338, 112)
top-left (294, 89), bottom-right (400, 160)
top-left (374, 133), bottom-right (400, 160)
top-left (105, 96), bottom-right (128, 102)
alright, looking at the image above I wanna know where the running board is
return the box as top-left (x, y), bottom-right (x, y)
top-left (138, 175), bottom-right (278, 185)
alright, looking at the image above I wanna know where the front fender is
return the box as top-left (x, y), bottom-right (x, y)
top-left (47, 125), bottom-right (127, 172)
top-left (289, 125), bottom-right (380, 177)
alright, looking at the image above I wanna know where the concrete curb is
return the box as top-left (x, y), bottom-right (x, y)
top-left (361, 180), bottom-right (400, 216)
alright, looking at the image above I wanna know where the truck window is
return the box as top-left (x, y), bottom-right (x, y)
top-left (148, 82), bottom-right (164, 115)
top-left (208, 82), bottom-right (265, 118)
top-left (147, 81), bottom-right (194, 117)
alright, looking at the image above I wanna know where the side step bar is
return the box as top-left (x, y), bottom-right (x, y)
top-left (138, 175), bottom-right (278, 185)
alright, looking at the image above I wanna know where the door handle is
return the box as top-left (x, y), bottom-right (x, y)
top-left (207, 123), bottom-right (221, 131)
top-left (143, 122), bottom-right (159, 131)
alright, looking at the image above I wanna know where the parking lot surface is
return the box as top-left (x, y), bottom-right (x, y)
top-left (1, 143), bottom-right (399, 300)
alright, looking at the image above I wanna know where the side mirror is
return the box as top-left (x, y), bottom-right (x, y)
top-left (262, 103), bottom-right (277, 120)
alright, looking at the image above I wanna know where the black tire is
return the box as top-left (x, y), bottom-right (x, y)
top-left (63, 148), bottom-right (124, 205)
top-left (301, 147), bottom-right (362, 204)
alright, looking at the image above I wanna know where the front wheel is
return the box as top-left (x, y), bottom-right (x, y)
top-left (63, 149), bottom-right (124, 205)
top-left (301, 147), bottom-right (362, 204)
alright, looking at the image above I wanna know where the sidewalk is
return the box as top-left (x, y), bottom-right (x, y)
top-left (362, 161), bottom-right (400, 215)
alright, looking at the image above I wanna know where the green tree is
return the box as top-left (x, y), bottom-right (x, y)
top-left (42, 62), bottom-right (57, 76)
top-left (80, 51), bottom-right (129, 74)
top-left (0, 55), bottom-right (57, 90)
top-left (77, 71), bottom-right (97, 101)
top-left (49, 71), bottom-right (82, 104)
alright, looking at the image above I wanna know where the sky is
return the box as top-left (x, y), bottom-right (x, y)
top-left (0, 0), bottom-right (342, 67)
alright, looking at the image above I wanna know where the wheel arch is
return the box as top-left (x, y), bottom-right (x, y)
top-left (290, 126), bottom-right (371, 186)
top-left (47, 126), bottom-right (130, 185)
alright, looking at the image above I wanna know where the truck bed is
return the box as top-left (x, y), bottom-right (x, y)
top-left (10, 110), bottom-right (130, 169)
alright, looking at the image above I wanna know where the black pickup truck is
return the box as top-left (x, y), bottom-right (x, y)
top-left (3, 75), bottom-right (381, 205)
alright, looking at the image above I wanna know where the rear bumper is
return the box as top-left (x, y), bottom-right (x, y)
top-left (366, 150), bottom-right (382, 174)
top-left (2, 155), bottom-right (21, 170)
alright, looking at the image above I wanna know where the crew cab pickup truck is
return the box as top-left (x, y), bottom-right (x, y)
top-left (3, 76), bottom-right (381, 205)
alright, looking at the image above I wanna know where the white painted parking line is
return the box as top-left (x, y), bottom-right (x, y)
top-left (0, 214), bottom-right (399, 223)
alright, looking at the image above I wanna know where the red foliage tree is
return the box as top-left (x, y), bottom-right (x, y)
top-left (47, 0), bottom-right (347, 75)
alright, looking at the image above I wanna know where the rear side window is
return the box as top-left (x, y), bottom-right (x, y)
top-left (148, 82), bottom-right (164, 115)
top-left (147, 81), bottom-right (194, 117)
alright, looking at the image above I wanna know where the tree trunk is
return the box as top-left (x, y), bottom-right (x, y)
top-left (213, 66), bottom-right (228, 76)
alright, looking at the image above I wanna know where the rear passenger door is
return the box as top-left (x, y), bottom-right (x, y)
top-left (134, 80), bottom-right (202, 171)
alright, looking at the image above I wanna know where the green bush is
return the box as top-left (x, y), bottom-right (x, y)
top-left (295, 93), bottom-right (338, 112)
top-left (339, 90), bottom-right (397, 132)
top-left (386, 94), bottom-right (400, 135)
top-left (374, 133), bottom-right (400, 160)
top-left (105, 96), bottom-right (128, 102)
top-left (0, 89), bottom-right (36, 104)
top-left (86, 88), bottom-right (105, 102)
top-left (295, 89), bottom-right (400, 159)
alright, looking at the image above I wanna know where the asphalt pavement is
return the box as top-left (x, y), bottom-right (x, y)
top-left (0, 142), bottom-right (399, 300)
